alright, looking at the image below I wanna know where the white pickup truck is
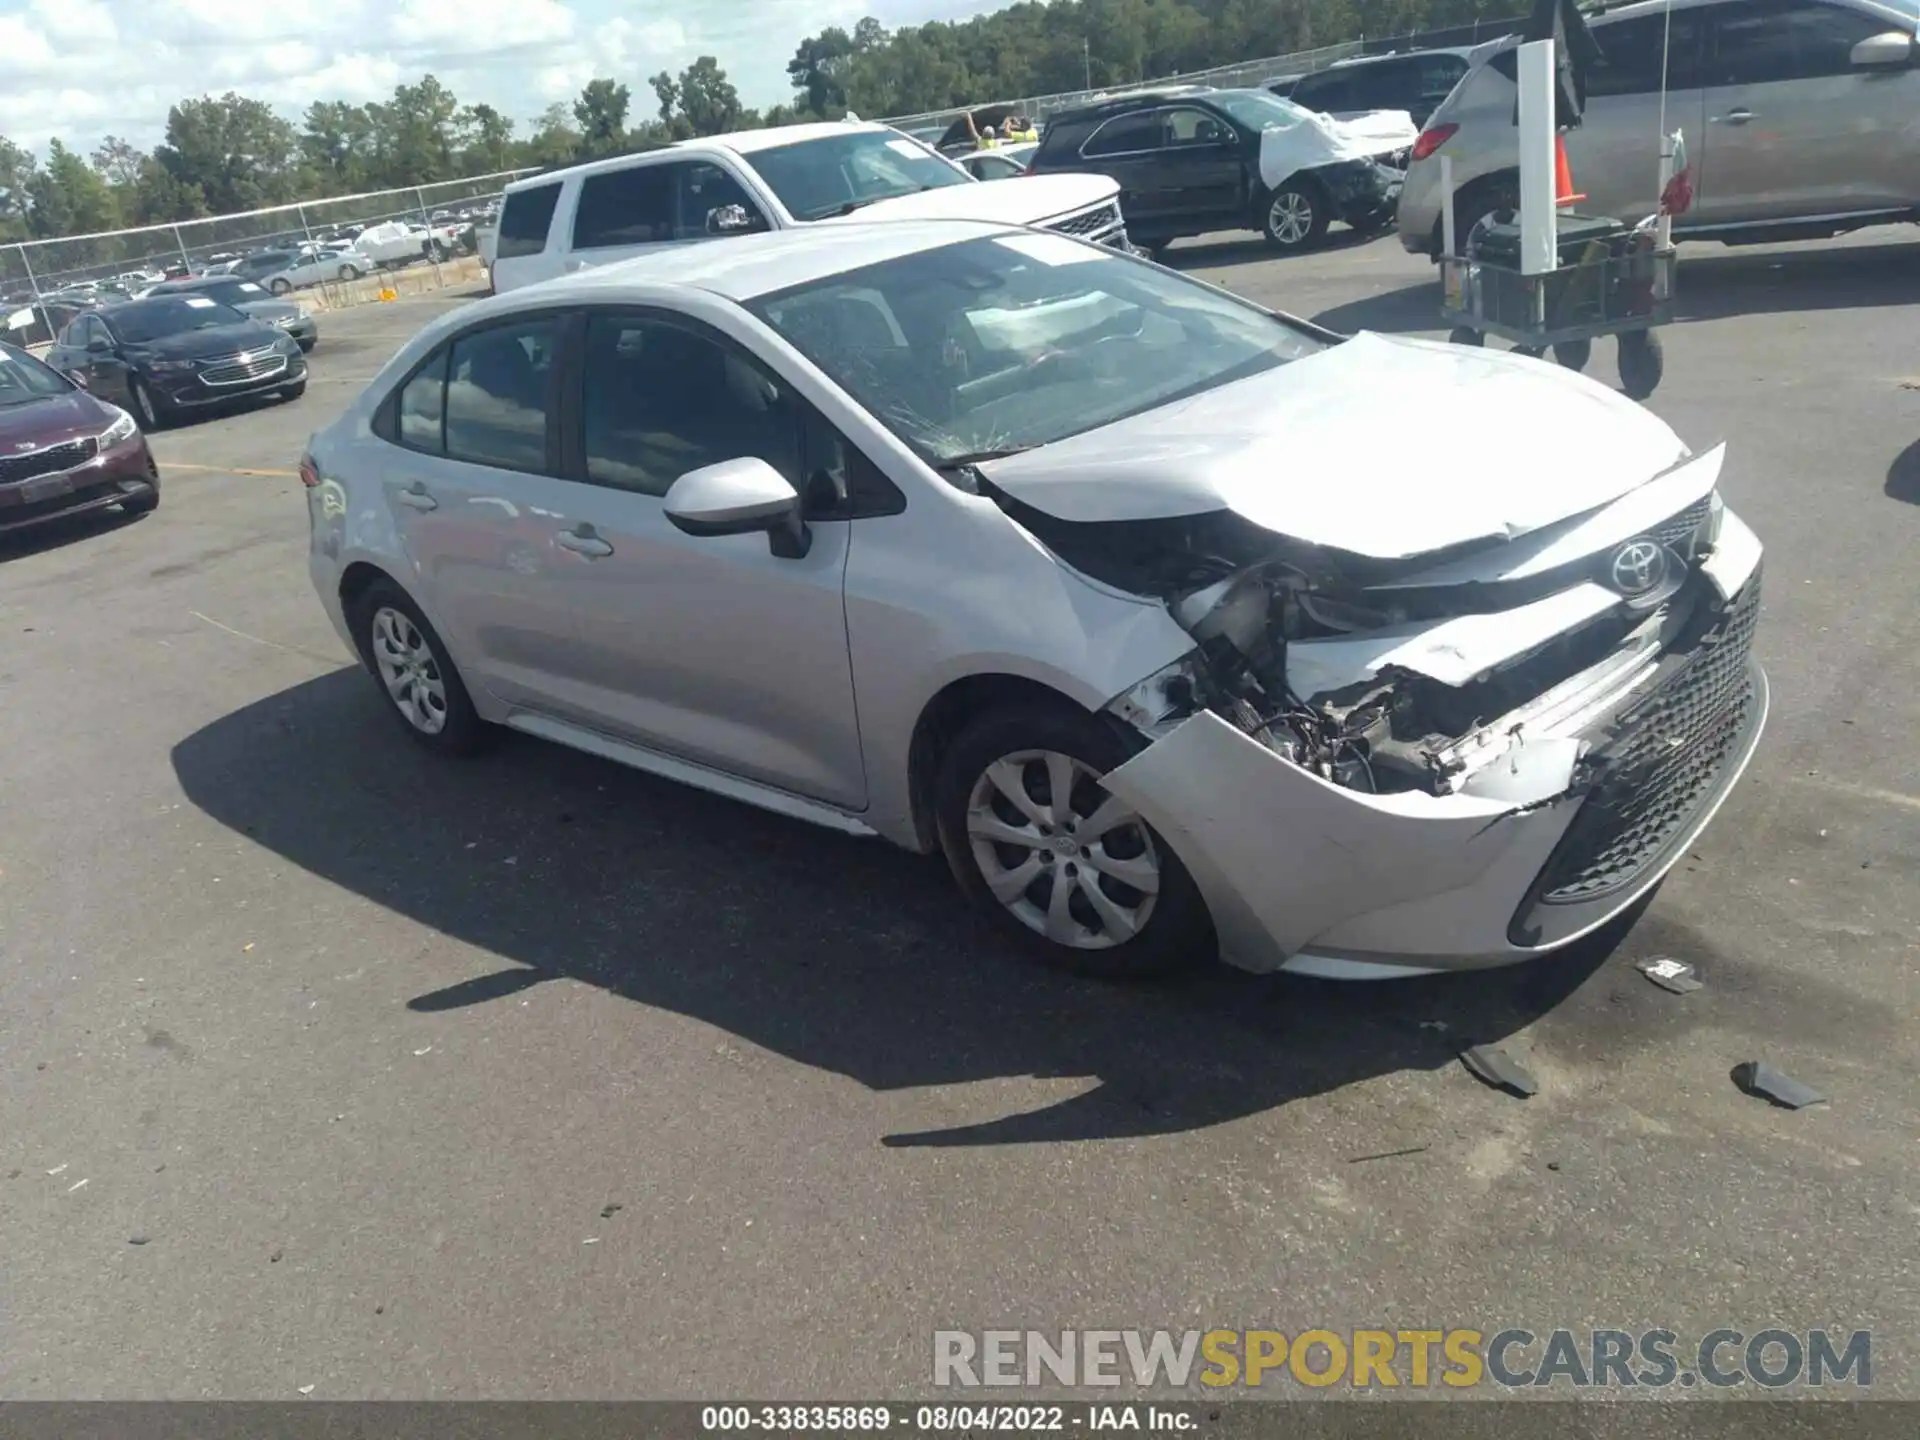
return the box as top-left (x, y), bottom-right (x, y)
top-left (485, 121), bottom-right (1128, 294)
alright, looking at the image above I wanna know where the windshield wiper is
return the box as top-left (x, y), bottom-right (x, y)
top-left (828, 184), bottom-right (936, 218)
top-left (935, 445), bottom-right (1036, 470)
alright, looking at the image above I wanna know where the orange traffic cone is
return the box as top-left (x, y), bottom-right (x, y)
top-left (1554, 135), bottom-right (1586, 207)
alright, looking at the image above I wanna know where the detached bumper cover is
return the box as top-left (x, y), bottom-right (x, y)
top-left (1102, 563), bottom-right (1768, 976)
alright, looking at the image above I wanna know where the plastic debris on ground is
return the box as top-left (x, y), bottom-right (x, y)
top-left (1638, 956), bottom-right (1703, 994)
top-left (1731, 1062), bottom-right (1827, 1110)
top-left (1460, 1044), bottom-right (1538, 1098)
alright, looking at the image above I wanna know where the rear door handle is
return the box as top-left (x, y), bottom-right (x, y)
top-left (1715, 108), bottom-right (1754, 125)
top-left (395, 486), bottom-right (437, 511)
top-left (556, 527), bottom-right (613, 558)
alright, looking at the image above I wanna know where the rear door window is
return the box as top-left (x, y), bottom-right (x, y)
top-left (572, 163), bottom-right (676, 249)
top-left (496, 182), bottom-right (562, 259)
top-left (443, 318), bottom-right (559, 472)
top-left (1082, 111), bottom-right (1164, 156)
top-left (1587, 13), bottom-right (1706, 93)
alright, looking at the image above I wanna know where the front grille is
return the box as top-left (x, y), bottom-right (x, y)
top-left (1047, 202), bottom-right (1123, 240)
top-left (201, 349), bottom-right (288, 387)
top-left (1518, 569), bottom-right (1762, 923)
top-left (0, 436), bottom-right (98, 485)
top-left (1649, 496), bottom-right (1712, 553)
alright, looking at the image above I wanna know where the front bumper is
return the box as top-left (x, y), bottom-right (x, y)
top-left (1316, 159), bottom-right (1402, 230)
top-left (1102, 538), bottom-right (1768, 977)
top-left (149, 352), bottom-right (307, 407)
top-left (0, 435), bottom-right (159, 535)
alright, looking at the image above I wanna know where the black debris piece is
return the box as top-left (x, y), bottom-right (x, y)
top-left (270, 1249), bottom-right (283, 1263)
top-left (1732, 1062), bottom-right (1827, 1110)
top-left (1460, 1045), bottom-right (1538, 1098)
top-left (128, 1235), bottom-right (151, 1246)
top-left (599, 1203), bottom-right (623, 1219)
top-left (1638, 956), bottom-right (1703, 994)
top-left (1348, 1144), bottom-right (1431, 1165)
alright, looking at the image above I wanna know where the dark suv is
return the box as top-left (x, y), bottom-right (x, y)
top-left (1281, 49), bottom-right (1478, 127)
top-left (1026, 87), bottom-right (1404, 254)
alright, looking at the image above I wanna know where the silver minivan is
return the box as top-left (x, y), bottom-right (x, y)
top-left (1398, 0), bottom-right (1920, 254)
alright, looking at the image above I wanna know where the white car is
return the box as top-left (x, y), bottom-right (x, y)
top-left (487, 120), bottom-right (1127, 294)
top-left (304, 219), bottom-right (1766, 980)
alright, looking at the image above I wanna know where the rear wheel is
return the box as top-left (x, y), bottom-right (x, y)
top-left (336, 263), bottom-right (361, 282)
top-left (349, 580), bottom-right (492, 756)
top-left (1261, 182), bottom-right (1329, 251)
top-left (269, 277), bottom-right (292, 296)
top-left (934, 703), bottom-right (1212, 978)
top-left (1553, 338), bottom-right (1593, 371)
top-left (1450, 171), bottom-right (1520, 251)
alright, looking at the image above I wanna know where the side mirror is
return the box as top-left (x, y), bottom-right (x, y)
top-left (705, 204), bottom-right (761, 236)
top-left (1851, 30), bottom-right (1914, 67)
top-left (663, 457), bottom-right (811, 558)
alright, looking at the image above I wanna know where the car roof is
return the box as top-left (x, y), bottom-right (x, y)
top-left (498, 218), bottom-right (1026, 303)
top-left (1319, 45), bottom-right (1477, 70)
top-left (1046, 85), bottom-right (1219, 124)
top-left (503, 122), bottom-right (896, 193)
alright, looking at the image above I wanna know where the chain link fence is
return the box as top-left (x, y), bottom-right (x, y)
top-left (879, 39), bottom-right (1368, 135)
top-left (3, 170), bottom-right (535, 348)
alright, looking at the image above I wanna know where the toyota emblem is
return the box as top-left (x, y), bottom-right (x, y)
top-left (1608, 538), bottom-right (1667, 596)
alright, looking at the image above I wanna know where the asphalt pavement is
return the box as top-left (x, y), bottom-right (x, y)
top-left (2, 230), bottom-right (1917, 1400)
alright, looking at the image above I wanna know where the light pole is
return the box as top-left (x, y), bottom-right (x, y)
top-left (1083, 38), bottom-right (1092, 89)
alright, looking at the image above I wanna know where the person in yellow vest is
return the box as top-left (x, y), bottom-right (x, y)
top-left (1004, 116), bottom-right (1039, 143)
top-left (964, 112), bottom-right (999, 149)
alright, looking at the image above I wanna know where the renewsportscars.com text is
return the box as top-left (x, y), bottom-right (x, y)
top-left (932, 1328), bottom-right (1872, 1390)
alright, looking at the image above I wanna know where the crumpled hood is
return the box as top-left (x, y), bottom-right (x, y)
top-left (1256, 108), bottom-right (1418, 189)
top-left (823, 172), bottom-right (1118, 228)
top-left (979, 331), bottom-right (1690, 559)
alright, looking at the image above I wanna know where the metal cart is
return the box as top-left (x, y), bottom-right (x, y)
top-left (1439, 232), bottom-right (1677, 400)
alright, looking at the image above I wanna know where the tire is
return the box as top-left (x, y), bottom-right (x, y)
top-left (1553, 338), bottom-right (1593, 371)
top-left (269, 278), bottom-right (292, 296)
top-left (1261, 181), bottom-right (1329, 251)
top-left (279, 378), bottom-right (308, 402)
top-left (297, 337), bottom-right (316, 353)
top-left (933, 702), bottom-right (1212, 979)
top-left (1618, 330), bottom-right (1664, 400)
top-left (1145, 241), bottom-right (1172, 263)
top-left (1448, 326), bottom-right (1483, 347)
top-left (336, 264), bottom-right (361, 282)
top-left (128, 376), bottom-right (165, 431)
top-left (349, 580), bottom-right (492, 756)
top-left (119, 483), bottom-right (159, 516)
top-left (1456, 172), bottom-right (1520, 240)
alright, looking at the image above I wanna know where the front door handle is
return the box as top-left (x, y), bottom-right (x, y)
top-left (1715, 108), bottom-right (1754, 125)
top-left (394, 485), bottom-right (437, 511)
top-left (556, 527), bottom-right (613, 558)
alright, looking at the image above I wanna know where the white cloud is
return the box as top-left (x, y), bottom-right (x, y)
top-left (0, 0), bottom-right (1016, 156)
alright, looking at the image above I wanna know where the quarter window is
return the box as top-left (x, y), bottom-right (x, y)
top-left (396, 348), bottom-right (448, 453)
top-left (497, 182), bottom-right (561, 260)
top-left (443, 318), bottom-right (557, 472)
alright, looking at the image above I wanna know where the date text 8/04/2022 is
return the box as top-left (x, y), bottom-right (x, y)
top-left (931, 1327), bottom-right (1874, 1390)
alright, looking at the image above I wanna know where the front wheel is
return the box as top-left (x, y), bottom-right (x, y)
top-left (269, 278), bottom-right (292, 296)
top-left (128, 376), bottom-right (164, 431)
top-left (1261, 183), bottom-right (1329, 251)
top-left (350, 581), bottom-right (492, 755)
top-left (934, 704), bottom-right (1212, 978)
top-left (336, 264), bottom-right (361, 282)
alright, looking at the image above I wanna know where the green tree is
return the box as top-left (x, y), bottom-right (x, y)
top-left (673, 57), bottom-right (745, 137)
top-left (457, 103), bottom-right (516, 174)
top-left (0, 137), bottom-right (40, 242)
top-left (29, 139), bottom-right (119, 258)
top-left (522, 103), bottom-right (580, 168)
top-left (788, 26), bottom-right (855, 116)
top-left (572, 79), bottom-right (631, 159)
top-left (156, 93), bottom-right (299, 213)
top-left (301, 101), bottom-right (375, 193)
top-left (371, 75), bottom-right (461, 186)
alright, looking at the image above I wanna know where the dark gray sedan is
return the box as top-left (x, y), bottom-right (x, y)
top-left (142, 275), bottom-right (318, 351)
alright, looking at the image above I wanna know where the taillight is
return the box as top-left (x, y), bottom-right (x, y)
top-left (298, 454), bottom-right (321, 488)
top-left (1410, 124), bottom-right (1458, 163)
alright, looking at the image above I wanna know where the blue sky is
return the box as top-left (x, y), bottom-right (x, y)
top-left (0, 0), bottom-right (1009, 154)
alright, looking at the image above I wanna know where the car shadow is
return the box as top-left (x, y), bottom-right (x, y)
top-left (1163, 227), bottom-right (1382, 270)
top-left (173, 668), bottom-right (1681, 1148)
top-left (1887, 439), bottom-right (1920, 506)
top-left (1309, 236), bottom-right (1920, 337)
top-left (0, 502), bottom-right (146, 560)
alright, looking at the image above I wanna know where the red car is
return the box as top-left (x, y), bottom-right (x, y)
top-left (0, 340), bottom-right (160, 536)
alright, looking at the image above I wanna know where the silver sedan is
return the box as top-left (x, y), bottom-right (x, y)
top-left (303, 218), bottom-right (1766, 980)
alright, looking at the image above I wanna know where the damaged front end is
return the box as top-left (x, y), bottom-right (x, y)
top-left (990, 445), bottom-right (1769, 975)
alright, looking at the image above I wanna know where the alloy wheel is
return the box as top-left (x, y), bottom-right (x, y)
top-left (1267, 191), bottom-right (1315, 246)
top-left (370, 605), bottom-right (449, 735)
top-left (965, 749), bottom-right (1161, 950)
top-left (131, 380), bottom-right (157, 429)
